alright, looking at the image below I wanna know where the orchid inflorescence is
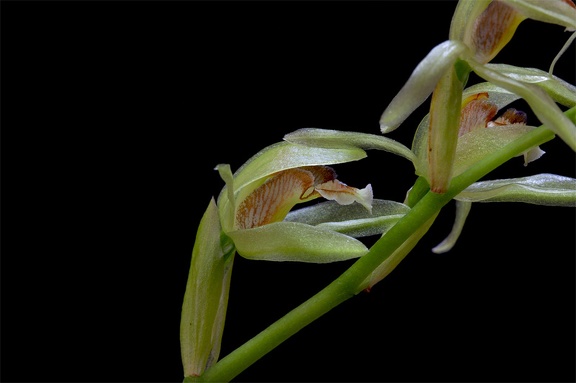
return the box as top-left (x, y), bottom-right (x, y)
top-left (180, 1), bottom-right (576, 381)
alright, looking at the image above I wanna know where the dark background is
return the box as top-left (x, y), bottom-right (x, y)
top-left (2, 1), bottom-right (575, 382)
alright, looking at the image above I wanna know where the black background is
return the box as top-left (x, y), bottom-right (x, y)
top-left (2, 1), bottom-right (575, 382)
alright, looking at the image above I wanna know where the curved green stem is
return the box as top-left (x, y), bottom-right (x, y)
top-left (187, 106), bottom-right (574, 383)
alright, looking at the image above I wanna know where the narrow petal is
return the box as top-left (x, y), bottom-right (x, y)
top-left (227, 222), bottom-right (369, 263)
top-left (284, 128), bottom-right (417, 163)
top-left (485, 63), bottom-right (576, 107)
top-left (379, 40), bottom-right (468, 133)
top-left (455, 173), bottom-right (576, 206)
top-left (432, 200), bottom-right (472, 254)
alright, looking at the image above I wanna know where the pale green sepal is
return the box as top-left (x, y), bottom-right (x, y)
top-left (501, 0), bottom-right (576, 31)
top-left (432, 200), bottom-right (472, 254)
top-left (232, 141), bottom-right (367, 198)
top-left (284, 199), bottom-right (410, 238)
top-left (469, 58), bottom-right (576, 151)
top-left (455, 173), bottom-right (576, 206)
top-left (449, 0), bottom-right (492, 43)
top-left (380, 40), bottom-right (468, 134)
top-left (284, 128), bottom-right (417, 163)
top-left (485, 63), bottom-right (576, 107)
top-left (227, 221), bottom-right (369, 263)
top-left (181, 198), bottom-right (235, 378)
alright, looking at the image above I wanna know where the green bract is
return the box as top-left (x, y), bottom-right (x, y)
top-left (180, 198), bottom-right (234, 377)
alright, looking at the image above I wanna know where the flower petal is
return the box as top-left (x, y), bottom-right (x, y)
top-left (227, 221), bottom-right (369, 263)
top-left (379, 40), bottom-right (468, 133)
top-left (284, 128), bottom-right (416, 163)
top-left (485, 63), bottom-right (576, 107)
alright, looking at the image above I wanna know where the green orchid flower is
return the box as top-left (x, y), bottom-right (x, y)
top-left (413, 82), bottom-right (548, 180)
top-left (379, 0), bottom-right (576, 193)
top-left (181, 138), bottom-right (412, 378)
top-left (214, 141), bottom-right (408, 262)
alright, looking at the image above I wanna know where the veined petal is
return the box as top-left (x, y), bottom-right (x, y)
top-left (380, 40), bottom-right (468, 134)
top-left (284, 128), bottom-right (416, 163)
top-left (455, 173), bottom-right (576, 206)
top-left (501, 0), bottom-right (576, 31)
top-left (468, 0), bottom-right (527, 63)
top-left (449, 0), bottom-right (492, 43)
top-left (227, 221), bottom-right (369, 263)
top-left (315, 180), bottom-right (373, 213)
top-left (285, 199), bottom-right (410, 238)
top-left (458, 92), bottom-right (499, 136)
top-left (235, 166), bottom-right (336, 229)
top-left (485, 63), bottom-right (576, 107)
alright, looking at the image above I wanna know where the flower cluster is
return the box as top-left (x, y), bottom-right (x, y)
top-left (181, 0), bottom-right (576, 379)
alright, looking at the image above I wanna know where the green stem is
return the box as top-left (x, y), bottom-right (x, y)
top-left (188, 107), bottom-right (573, 382)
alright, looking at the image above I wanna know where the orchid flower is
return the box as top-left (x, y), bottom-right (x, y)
top-left (409, 81), bottom-right (576, 253)
top-left (215, 141), bottom-right (413, 262)
top-left (379, 0), bottom-right (576, 193)
top-left (181, 139), bottom-right (411, 378)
